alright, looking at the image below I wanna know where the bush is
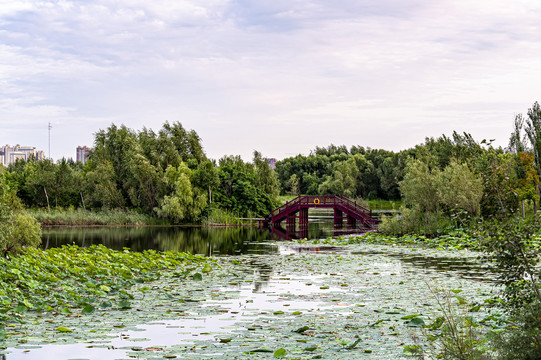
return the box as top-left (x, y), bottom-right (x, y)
top-left (0, 172), bottom-right (42, 253)
top-left (379, 207), bottom-right (452, 236)
top-left (7, 213), bottom-right (41, 252)
top-left (490, 300), bottom-right (541, 360)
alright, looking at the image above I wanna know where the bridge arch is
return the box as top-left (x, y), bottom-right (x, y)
top-left (265, 195), bottom-right (377, 238)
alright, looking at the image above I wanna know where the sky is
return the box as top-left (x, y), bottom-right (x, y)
top-left (1, 0), bottom-right (541, 162)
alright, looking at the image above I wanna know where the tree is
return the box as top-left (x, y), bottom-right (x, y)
top-left (434, 161), bottom-right (483, 216)
top-left (192, 160), bottom-right (219, 204)
top-left (288, 174), bottom-right (300, 196)
top-left (515, 152), bottom-right (539, 215)
top-left (525, 101), bottom-right (541, 172)
top-left (155, 163), bottom-right (207, 223)
top-left (318, 159), bottom-right (359, 197)
top-left (253, 151), bottom-right (280, 203)
top-left (399, 159), bottom-right (439, 214)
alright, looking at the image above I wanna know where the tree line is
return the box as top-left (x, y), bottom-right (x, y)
top-left (2, 122), bottom-right (279, 224)
top-left (2, 102), bottom-right (541, 229)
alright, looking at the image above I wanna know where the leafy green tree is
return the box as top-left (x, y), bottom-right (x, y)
top-left (525, 102), bottom-right (541, 172)
top-left (192, 160), bottom-right (219, 204)
top-left (476, 150), bottom-right (519, 218)
top-left (155, 163), bottom-right (207, 223)
top-left (434, 161), bottom-right (483, 216)
top-left (288, 174), bottom-right (300, 196)
top-left (399, 159), bottom-right (439, 214)
top-left (253, 151), bottom-right (280, 203)
top-left (319, 158), bottom-right (359, 197)
top-left (214, 156), bottom-right (273, 217)
top-left (85, 160), bottom-right (125, 209)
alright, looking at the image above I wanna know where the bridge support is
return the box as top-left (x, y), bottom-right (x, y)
top-left (334, 209), bottom-right (343, 229)
top-left (299, 208), bottom-right (309, 238)
top-left (286, 215), bottom-right (296, 233)
top-left (347, 215), bottom-right (356, 229)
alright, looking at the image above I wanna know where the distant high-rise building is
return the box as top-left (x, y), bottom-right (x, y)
top-left (76, 146), bottom-right (93, 164)
top-left (0, 144), bottom-right (44, 166)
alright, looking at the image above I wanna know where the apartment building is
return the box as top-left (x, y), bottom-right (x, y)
top-left (0, 144), bottom-right (45, 166)
top-left (76, 146), bottom-right (93, 164)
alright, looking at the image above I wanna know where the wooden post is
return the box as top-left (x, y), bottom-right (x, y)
top-left (334, 209), bottom-right (343, 229)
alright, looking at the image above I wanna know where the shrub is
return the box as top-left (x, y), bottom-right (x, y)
top-left (6, 213), bottom-right (41, 252)
top-left (490, 300), bottom-right (541, 360)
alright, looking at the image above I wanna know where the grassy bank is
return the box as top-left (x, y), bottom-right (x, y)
top-left (26, 208), bottom-right (168, 226)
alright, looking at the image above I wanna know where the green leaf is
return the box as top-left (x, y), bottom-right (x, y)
top-left (201, 264), bottom-right (212, 273)
top-left (407, 317), bottom-right (425, 327)
top-left (13, 303), bottom-right (28, 314)
top-left (293, 325), bottom-right (310, 333)
top-left (345, 339), bottom-right (361, 350)
top-left (274, 348), bottom-right (287, 358)
top-left (403, 345), bottom-right (422, 355)
top-left (400, 314), bottom-right (420, 320)
top-left (81, 304), bottom-right (95, 314)
top-left (427, 316), bottom-right (445, 330)
top-left (60, 307), bottom-right (71, 315)
top-left (56, 326), bottom-right (73, 333)
top-left (192, 273), bottom-right (203, 281)
top-left (118, 300), bottom-right (131, 309)
top-left (99, 301), bottom-right (112, 308)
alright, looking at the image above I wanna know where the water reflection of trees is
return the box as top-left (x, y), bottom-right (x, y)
top-left (249, 258), bottom-right (274, 292)
top-left (41, 226), bottom-right (279, 255)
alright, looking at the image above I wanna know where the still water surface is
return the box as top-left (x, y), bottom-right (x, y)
top-left (40, 217), bottom-right (354, 254)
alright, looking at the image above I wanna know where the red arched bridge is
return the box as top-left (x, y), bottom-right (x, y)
top-left (263, 195), bottom-right (378, 237)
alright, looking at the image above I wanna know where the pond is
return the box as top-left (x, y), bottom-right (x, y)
top-left (2, 223), bottom-right (499, 359)
top-left (40, 213), bottom-right (366, 254)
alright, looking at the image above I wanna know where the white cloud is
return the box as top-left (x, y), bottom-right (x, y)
top-left (1, 0), bottom-right (541, 160)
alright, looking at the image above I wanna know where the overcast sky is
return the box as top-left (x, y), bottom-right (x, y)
top-left (1, 0), bottom-right (540, 161)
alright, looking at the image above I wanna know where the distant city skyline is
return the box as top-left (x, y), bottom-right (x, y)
top-left (0, 144), bottom-right (45, 166)
top-left (2, 1), bottom-right (541, 161)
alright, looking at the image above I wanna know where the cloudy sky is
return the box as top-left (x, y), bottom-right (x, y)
top-left (1, 0), bottom-right (541, 161)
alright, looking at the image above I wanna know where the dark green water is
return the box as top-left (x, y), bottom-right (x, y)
top-left (40, 216), bottom-right (355, 255)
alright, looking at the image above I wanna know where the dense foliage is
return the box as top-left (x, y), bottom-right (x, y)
top-left (4, 122), bottom-right (279, 223)
top-left (0, 169), bottom-right (41, 253)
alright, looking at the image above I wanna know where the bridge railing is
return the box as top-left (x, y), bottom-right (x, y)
top-left (271, 196), bottom-right (301, 219)
top-left (270, 195), bottom-right (373, 221)
top-left (335, 195), bottom-right (372, 219)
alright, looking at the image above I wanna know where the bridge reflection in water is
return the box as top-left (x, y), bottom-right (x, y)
top-left (264, 195), bottom-right (378, 240)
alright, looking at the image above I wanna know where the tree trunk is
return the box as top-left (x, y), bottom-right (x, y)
top-left (522, 200), bottom-right (525, 217)
top-left (80, 192), bottom-right (86, 211)
top-left (44, 187), bottom-right (50, 211)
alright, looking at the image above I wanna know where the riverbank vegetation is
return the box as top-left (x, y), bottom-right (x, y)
top-left (27, 208), bottom-right (166, 226)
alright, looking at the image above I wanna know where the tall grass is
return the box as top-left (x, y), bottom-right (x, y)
top-left (27, 208), bottom-right (167, 226)
top-left (202, 207), bottom-right (244, 225)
